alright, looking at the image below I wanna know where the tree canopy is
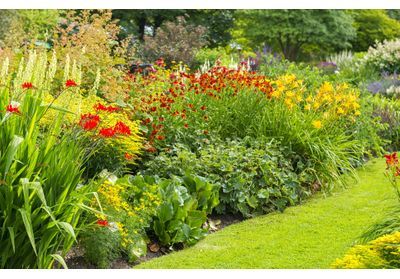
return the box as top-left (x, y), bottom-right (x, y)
top-left (232, 10), bottom-right (356, 61)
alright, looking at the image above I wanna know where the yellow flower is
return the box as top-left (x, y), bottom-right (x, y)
top-left (337, 107), bottom-right (345, 115)
top-left (304, 104), bottom-right (311, 111)
top-left (312, 120), bottom-right (322, 129)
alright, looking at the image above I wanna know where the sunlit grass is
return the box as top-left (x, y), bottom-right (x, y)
top-left (136, 158), bottom-right (397, 268)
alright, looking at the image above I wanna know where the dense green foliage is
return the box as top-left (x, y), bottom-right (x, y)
top-left (141, 139), bottom-right (312, 217)
top-left (348, 10), bottom-right (400, 52)
top-left (232, 10), bottom-right (356, 61)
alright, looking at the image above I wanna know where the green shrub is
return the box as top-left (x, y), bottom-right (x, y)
top-left (82, 173), bottom-right (161, 266)
top-left (147, 174), bottom-right (219, 246)
top-left (80, 225), bottom-right (122, 268)
top-left (141, 138), bottom-right (312, 218)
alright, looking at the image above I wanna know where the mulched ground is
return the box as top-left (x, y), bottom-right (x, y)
top-left (65, 213), bottom-right (244, 269)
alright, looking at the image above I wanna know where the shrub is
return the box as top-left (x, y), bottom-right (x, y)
top-left (148, 173), bottom-right (219, 246)
top-left (362, 39), bottom-right (400, 74)
top-left (140, 138), bottom-right (312, 217)
top-left (82, 172), bottom-right (161, 267)
top-left (141, 16), bottom-right (207, 67)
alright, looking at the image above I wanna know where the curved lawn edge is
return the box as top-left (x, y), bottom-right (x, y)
top-left (135, 158), bottom-right (397, 269)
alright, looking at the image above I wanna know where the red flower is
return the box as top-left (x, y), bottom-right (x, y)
top-left (150, 106), bottom-right (157, 112)
top-left (146, 146), bottom-right (157, 153)
top-left (65, 79), bottom-right (77, 87)
top-left (99, 127), bottom-right (116, 138)
top-left (200, 105), bottom-right (206, 111)
top-left (155, 58), bottom-right (165, 67)
top-left (97, 220), bottom-right (108, 227)
top-left (94, 103), bottom-right (107, 111)
top-left (6, 104), bottom-right (20, 114)
top-left (94, 103), bottom-right (119, 112)
top-left (114, 121), bottom-right (131, 135)
top-left (79, 113), bottom-right (100, 130)
top-left (125, 153), bottom-right (133, 160)
top-left (384, 152), bottom-right (398, 167)
top-left (22, 82), bottom-right (33, 89)
top-left (156, 135), bottom-right (165, 141)
top-left (184, 123), bottom-right (189, 129)
top-left (203, 130), bottom-right (209, 135)
top-left (159, 117), bottom-right (165, 122)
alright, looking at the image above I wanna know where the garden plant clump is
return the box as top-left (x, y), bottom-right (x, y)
top-left (0, 9), bottom-right (400, 269)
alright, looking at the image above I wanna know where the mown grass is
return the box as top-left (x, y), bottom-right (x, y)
top-left (136, 158), bottom-right (397, 269)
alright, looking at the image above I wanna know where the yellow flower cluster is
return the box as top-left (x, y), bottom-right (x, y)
top-left (332, 231), bottom-right (400, 269)
top-left (96, 177), bottom-right (161, 252)
top-left (312, 82), bottom-right (361, 119)
top-left (98, 180), bottom-right (133, 215)
top-left (270, 75), bottom-right (361, 120)
top-left (270, 74), bottom-right (305, 103)
top-left (116, 222), bottom-right (134, 248)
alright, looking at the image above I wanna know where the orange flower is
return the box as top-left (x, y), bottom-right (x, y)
top-left (385, 152), bottom-right (398, 167)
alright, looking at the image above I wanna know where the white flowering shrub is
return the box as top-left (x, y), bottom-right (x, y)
top-left (362, 39), bottom-right (400, 73)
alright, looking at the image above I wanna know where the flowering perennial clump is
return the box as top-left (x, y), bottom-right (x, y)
top-left (332, 231), bottom-right (400, 268)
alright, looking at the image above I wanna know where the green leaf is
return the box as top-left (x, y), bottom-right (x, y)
top-left (42, 103), bottom-right (75, 115)
top-left (18, 208), bottom-right (37, 255)
top-left (158, 203), bottom-right (174, 223)
top-left (8, 227), bottom-right (15, 253)
top-left (51, 254), bottom-right (68, 269)
top-left (186, 210), bottom-right (207, 228)
top-left (257, 189), bottom-right (270, 200)
top-left (246, 195), bottom-right (259, 209)
top-left (58, 222), bottom-right (76, 241)
top-left (3, 135), bottom-right (23, 177)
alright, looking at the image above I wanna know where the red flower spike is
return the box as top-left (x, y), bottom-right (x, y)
top-left (22, 82), bottom-right (33, 89)
top-left (79, 113), bottom-right (100, 131)
top-left (99, 127), bottom-right (116, 138)
top-left (65, 79), bottom-right (78, 87)
top-left (6, 104), bottom-right (20, 114)
top-left (97, 220), bottom-right (108, 227)
top-left (114, 121), bottom-right (131, 136)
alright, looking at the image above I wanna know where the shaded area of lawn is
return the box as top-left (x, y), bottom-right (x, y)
top-left (136, 158), bottom-right (397, 268)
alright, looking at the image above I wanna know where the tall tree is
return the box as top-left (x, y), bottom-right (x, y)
top-left (348, 10), bottom-right (400, 51)
top-left (112, 10), bottom-right (234, 47)
top-left (232, 10), bottom-right (356, 61)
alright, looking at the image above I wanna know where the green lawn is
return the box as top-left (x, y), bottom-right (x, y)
top-left (136, 158), bottom-right (398, 269)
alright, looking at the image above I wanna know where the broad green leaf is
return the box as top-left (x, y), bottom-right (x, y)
top-left (158, 203), bottom-right (174, 223)
top-left (187, 210), bottom-right (207, 228)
